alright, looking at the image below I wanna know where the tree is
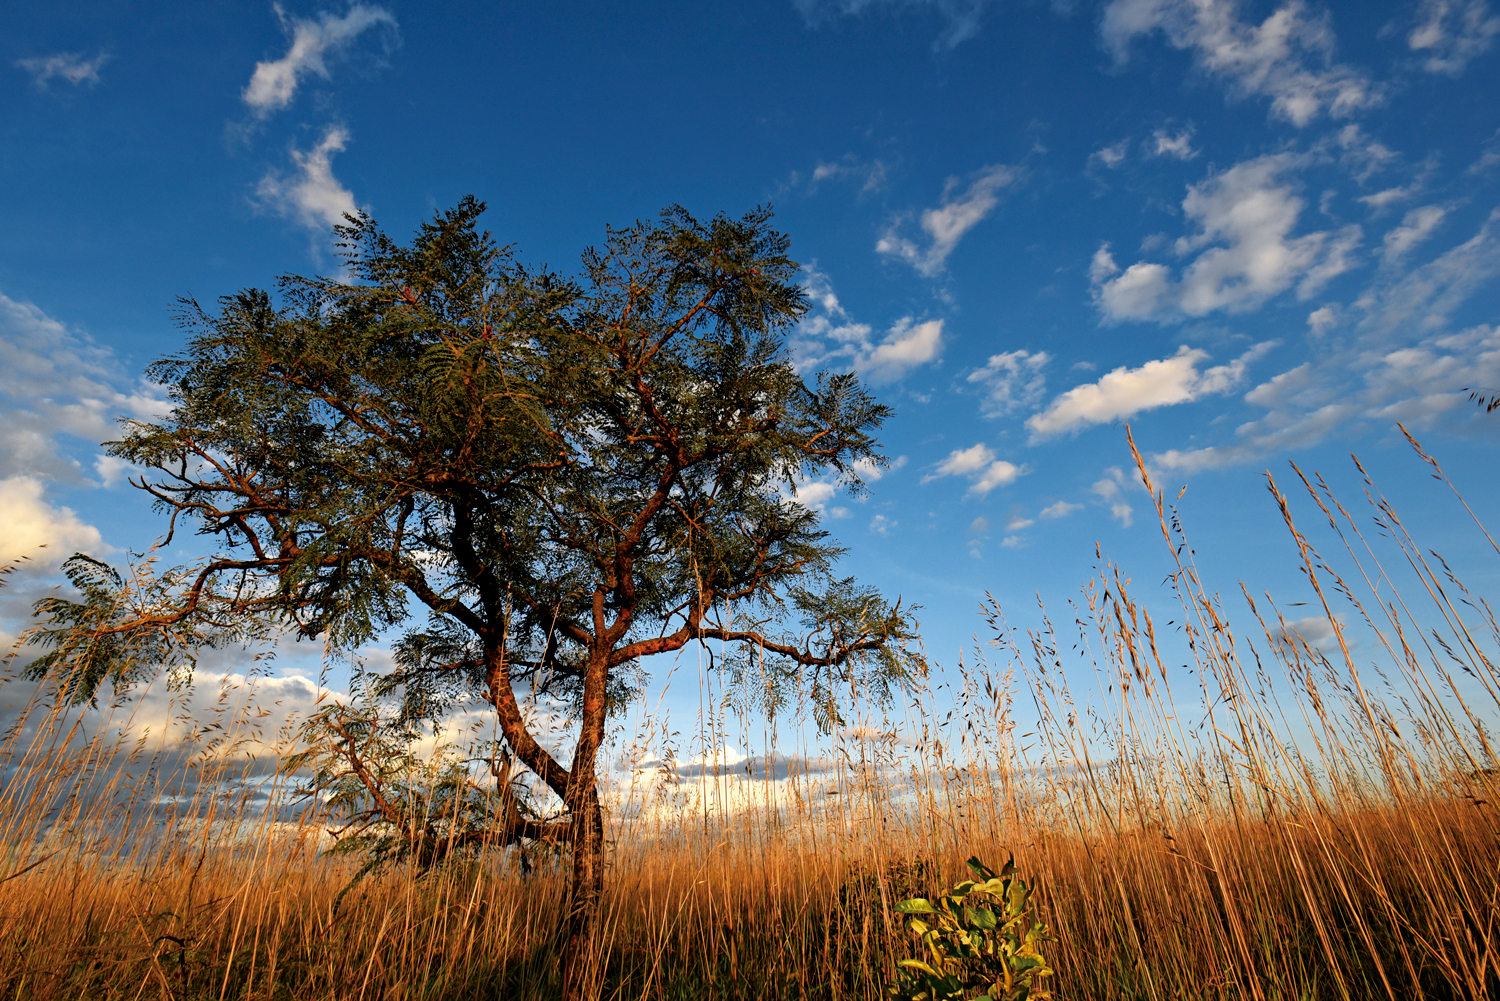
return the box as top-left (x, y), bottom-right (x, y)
top-left (30, 198), bottom-right (925, 998)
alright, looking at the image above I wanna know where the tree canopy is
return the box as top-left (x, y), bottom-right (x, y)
top-left (30, 198), bottom-right (925, 998)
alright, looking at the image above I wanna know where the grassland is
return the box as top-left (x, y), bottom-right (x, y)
top-left (2, 437), bottom-right (1498, 1000)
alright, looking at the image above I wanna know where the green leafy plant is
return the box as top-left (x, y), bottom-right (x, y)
top-left (889, 855), bottom-right (1054, 1001)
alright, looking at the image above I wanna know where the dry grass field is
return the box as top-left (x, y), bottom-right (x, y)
top-left (2, 438), bottom-right (1498, 1000)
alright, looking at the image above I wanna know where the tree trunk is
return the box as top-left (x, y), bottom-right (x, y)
top-left (559, 789), bottom-right (605, 1001)
top-left (558, 639), bottom-right (611, 1001)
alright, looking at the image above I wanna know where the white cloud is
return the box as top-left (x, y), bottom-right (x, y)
top-left (1091, 140), bottom-right (1130, 169)
top-left (1005, 515), bottom-right (1035, 531)
top-left (1101, 0), bottom-right (1380, 126)
top-left (0, 292), bottom-right (166, 487)
top-left (16, 52), bottom-right (109, 88)
top-left (869, 514), bottom-right (896, 535)
top-left (808, 156), bottom-right (888, 192)
top-left (1381, 205), bottom-right (1449, 265)
top-left (968, 516), bottom-right (990, 534)
top-left (1359, 206), bottom-right (1500, 335)
top-left (1091, 467), bottom-right (1135, 526)
top-left (0, 476), bottom-right (102, 567)
top-left (256, 126), bottom-right (361, 234)
top-left (1152, 322), bottom-right (1500, 474)
top-left (967, 350), bottom-right (1050, 417)
top-left (243, 4), bottom-right (398, 116)
top-left (1039, 500), bottom-right (1083, 519)
top-left (1334, 125), bottom-right (1398, 185)
top-left (1027, 343), bottom-right (1273, 437)
top-left (1408, 0), bottom-right (1500, 77)
top-left (792, 0), bottom-right (993, 50)
top-left (851, 455), bottom-right (907, 483)
top-left (1151, 128), bottom-right (1198, 160)
top-left (922, 443), bottom-right (1026, 496)
top-left (792, 269), bottom-right (944, 383)
top-left (925, 443), bottom-right (994, 480)
top-left (877, 165), bottom-right (1015, 276)
top-left (1092, 155), bottom-right (1362, 323)
top-left (1307, 304), bottom-right (1340, 335)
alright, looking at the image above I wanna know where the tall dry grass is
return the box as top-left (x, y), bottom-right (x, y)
top-left (1, 432), bottom-right (1498, 1000)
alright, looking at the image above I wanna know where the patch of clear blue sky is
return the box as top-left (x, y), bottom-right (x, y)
top-left (4, 0), bottom-right (1500, 754)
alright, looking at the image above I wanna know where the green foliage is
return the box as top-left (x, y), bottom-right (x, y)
top-left (889, 856), bottom-right (1055, 1001)
top-left (25, 554), bottom-right (252, 705)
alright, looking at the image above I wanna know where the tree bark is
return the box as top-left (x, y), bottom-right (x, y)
top-left (559, 789), bottom-right (605, 1000)
top-left (558, 636), bottom-right (612, 1001)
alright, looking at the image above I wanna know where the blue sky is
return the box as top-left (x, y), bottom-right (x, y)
top-left (4, 0), bottom-right (1500, 761)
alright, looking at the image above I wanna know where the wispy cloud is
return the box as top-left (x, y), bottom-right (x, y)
top-left (1150, 128), bottom-right (1198, 160)
top-left (921, 443), bottom-right (1027, 496)
top-left (1152, 309), bottom-right (1500, 476)
top-left (243, 3), bottom-right (398, 116)
top-left (878, 165), bottom-right (1015, 276)
top-left (1027, 342), bottom-right (1274, 438)
top-left (1091, 467), bottom-right (1135, 526)
top-left (1101, 0), bottom-right (1380, 126)
top-left (967, 350), bottom-right (1050, 417)
top-left (1381, 205), bottom-right (1449, 266)
top-left (792, 268), bottom-right (944, 383)
top-left (255, 126), bottom-right (361, 235)
top-left (1408, 0), bottom-right (1500, 77)
top-left (16, 51), bottom-right (109, 88)
top-left (1091, 154), bottom-right (1362, 323)
top-left (792, 0), bottom-right (993, 50)
top-left (1358, 206), bottom-right (1500, 335)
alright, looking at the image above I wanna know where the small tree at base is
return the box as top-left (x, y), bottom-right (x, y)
top-left (28, 198), bottom-right (925, 999)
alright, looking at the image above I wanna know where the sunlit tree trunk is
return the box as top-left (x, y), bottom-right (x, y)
top-left (559, 635), bottom-right (611, 1001)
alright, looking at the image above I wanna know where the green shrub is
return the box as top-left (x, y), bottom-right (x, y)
top-left (888, 855), bottom-right (1054, 1001)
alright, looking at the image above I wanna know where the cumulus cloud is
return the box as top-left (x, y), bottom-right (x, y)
top-left (968, 350), bottom-right (1051, 417)
top-left (243, 4), bottom-right (398, 116)
top-left (922, 443), bottom-right (1027, 496)
top-left (792, 0), bottom-right (993, 50)
top-left (869, 514), bottom-right (896, 535)
top-left (1027, 342), bottom-right (1274, 437)
top-left (0, 476), bottom-right (102, 567)
top-left (792, 269), bottom-right (944, 383)
top-left (877, 165), bottom-right (1015, 276)
top-left (16, 52), bottom-right (109, 88)
top-left (256, 126), bottom-right (362, 235)
top-left (0, 291), bottom-right (166, 487)
top-left (1091, 155), bottom-right (1362, 323)
top-left (1408, 0), bottom-right (1500, 76)
top-left (1101, 0), bottom-right (1380, 126)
